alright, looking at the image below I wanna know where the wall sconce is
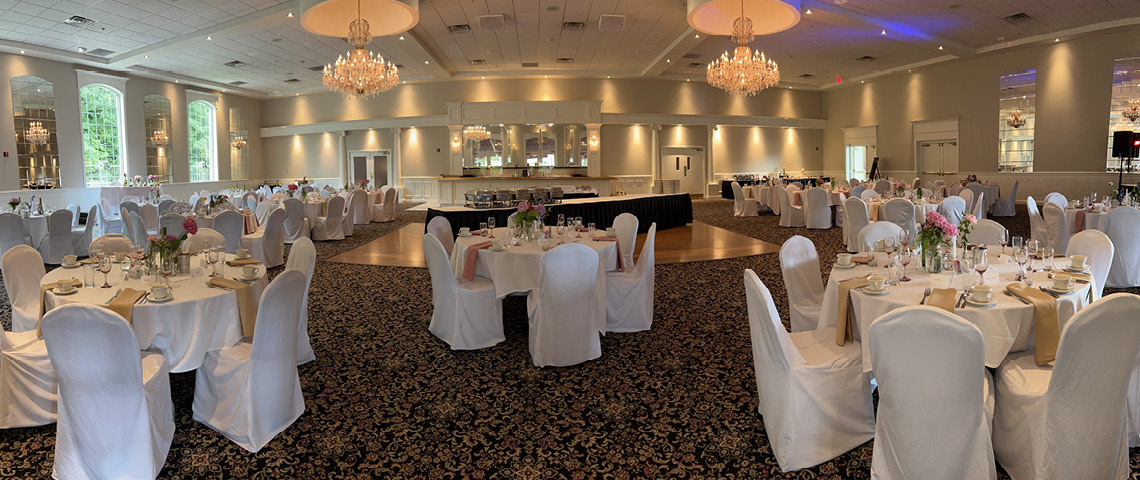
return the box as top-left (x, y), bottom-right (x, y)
top-left (588, 132), bottom-right (599, 150)
top-left (451, 134), bottom-right (461, 151)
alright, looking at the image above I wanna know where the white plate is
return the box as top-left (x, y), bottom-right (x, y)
top-left (53, 288), bottom-right (78, 296)
top-left (149, 294), bottom-right (173, 303)
top-left (1045, 284), bottom-right (1077, 294)
top-left (862, 286), bottom-right (892, 296)
top-left (60, 263), bottom-right (81, 269)
top-left (833, 264), bottom-right (856, 270)
top-left (964, 296), bottom-right (998, 307)
top-left (489, 246), bottom-right (506, 252)
top-left (458, 233), bottom-right (471, 237)
top-left (239, 275), bottom-right (259, 282)
top-left (1064, 265), bottom-right (1091, 273)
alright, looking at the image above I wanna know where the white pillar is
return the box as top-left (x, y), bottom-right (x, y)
top-left (585, 123), bottom-right (601, 177)
top-left (392, 128), bottom-right (403, 202)
top-left (651, 124), bottom-right (660, 182)
top-left (707, 125), bottom-right (716, 198)
top-left (448, 125), bottom-right (463, 175)
top-left (337, 130), bottom-right (347, 186)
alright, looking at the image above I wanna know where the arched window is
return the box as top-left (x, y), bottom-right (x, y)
top-left (188, 100), bottom-right (217, 182)
top-left (80, 84), bottom-right (126, 186)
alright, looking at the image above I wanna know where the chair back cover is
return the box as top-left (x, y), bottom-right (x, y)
top-left (129, 212), bottom-right (149, 248)
top-left (1066, 229), bottom-right (1112, 299)
top-left (529, 243), bottom-right (601, 367)
top-left (326, 195), bottom-right (346, 229)
top-left (350, 190), bottom-right (371, 224)
top-left (340, 192), bottom-right (355, 236)
top-left (73, 205), bottom-right (98, 256)
top-left (1042, 202), bottom-right (1070, 253)
top-left (282, 198), bottom-right (308, 243)
top-left (849, 185), bottom-right (866, 199)
top-left (427, 216), bottom-right (455, 256)
top-left (313, 196), bottom-right (346, 241)
top-left (140, 203), bottom-right (159, 233)
top-left (605, 224), bottom-right (657, 333)
top-left (262, 208), bottom-right (286, 267)
top-left (857, 222), bottom-right (904, 252)
top-left (286, 237), bottom-right (317, 363)
top-left (965, 182), bottom-right (985, 208)
top-left (159, 213), bottom-right (186, 238)
top-left (882, 198), bottom-right (917, 241)
top-left (212, 210), bottom-right (245, 254)
top-left (860, 189), bottom-right (879, 200)
top-left (937, 196), bottom-right (966, 226)
top-left (803, 187), bottom-right (832, 229)
top-left (422, 234), bottom-right (505, 350)
top-left (269, 192), bottom-right (287, 203)
top-left (1105, 206), bottom-right (1140, 288)
top-left (1, 245), bottom-right (45, 332)
top-left (243, 192), bottom-right (258, 211)
top-left (849, 177), bottom-right (859, 186)
top-left (423, 233), bottom-right (461, 333)
top-left (1044, 192), bottom-right (1068, 209)
top-left (973, 191), bottom-right (986, 219)
top-left (869, 306), bottom-right (995, 479)
top-left (731, 182), bottom-right (746, 215)
top-left (120, 207), bottom-right (135, 245)
top-left (779, 235), bottom-right (825, 332)
top-left (957, 189), bottom-right (974, 215)
top-left (911, 177), bottom-right (921, 189)
top-left (844, 197), bottom-right (870, 252)
top-left (255, 200), bottom-right (273, 226)
top-left (319, 189), bottom-right (332, 199)
top-left (377, 187), bottom-right (398, 222)
top-left (0, 213), bottom-right (27, 257)
top-left (44, 209), bottom-right (75, 263)
top-left (967, 219), bottom-right (1007, 247)
top-left (41, 304), bottom-right (173, 479)
top-left (157, 199), bottom-right (174, 215)
top-left (776, 186), bottom-right (803, 227)
top-left (243, 269), bottom-right (306, 444)
top-left (613, 212), bottom-right (639, 267)
top-left (66, 202), bottom-right (81, 228)
top-left (873, 179), bottom-right (890, 194)
top-left (184, 228), bottom-right (225, 252)
top-left (188, 194), bottom-right (200, 210)
top-left (89, 234), bottom-right (132, 256)
top-left (119, 200), bottom-right (140, 219)
top-left (1024, 195), bottom-right (1047, 244)
top-left (933, 180), bottom-right (946, 190)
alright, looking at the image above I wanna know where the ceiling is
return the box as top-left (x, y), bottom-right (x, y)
top-left (0, 0), bottom-right (1138, 97)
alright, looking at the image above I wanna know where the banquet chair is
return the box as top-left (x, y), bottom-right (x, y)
top-left (868, 306), bottom-right (996, 479)
top-left (1042, 202), bottom-right (1070, 254)
top-left (0, 213), bottom-right (29, 257)
top-left (41, 304), bottom-right (174, 479)
top-left (272, 186), bottom-right (284, 194)
top-left (776, 186), bottom-right (804, 228)
top-left (843, 197), bottom-right (870, 253)
top-left (857, 222), bottom-right (904, 253)
top-left (129, 212), bottom-right (150, 249)
top-left (312, 195), bottom-right (345, 241)
top-left (1044, 192), bottom-right (1068, 209)
top-left (731, 182), bottom-right (757, 217)
top-left (972, 192), bottom-right (986, 220)
top-left (779, 236), bottom-right (825, 332)
top-left (301, 186), bottom-right (314, 195)
top-left (65, 202), bottom-right (80, 229)
top-left (96, 199), bottom-right (122, 235)
top-left (88, 234), bottom-right (132, 257)
top-left (1024, 196), bottom-right (1047, 245)
top-left (258, 208), bottom-right (286, 268)
top-left (993, 294), bottom-right (1140, 480)
top-left (790, 182), bottom-right (803, 190)
top-left (256, 200), bottom-right (273, 226)
top-left (39, 209), bottom-right (75, 264)
top-left (270, 192), bottom-right (287, 203)
top-left (193, 270), bottom-right (307, 453)
top-left (374, 187), bottom-right (398, 222)
top-left (965, 182), bottom-right (986, 212)
top-left (743, 269), bottom-right (874, 472)
top-left (188, 194), bottom-right (200, 210)
top-left (937, 196), bottom-right (966, 226)
top-left (606, 223), bottom-right (656, 333)
top-left (966, 219), bottom-right (1007, 248)
top-left (506, 212), bottom-right (518, 227)
top-left (958, 189), bottom-right (975, 217)
top-left (933, 180), bottom-right (946, 191)
top-left (992, 180), bottom-right (1018, 217)
top-left (350, 190), bottom-right (371, 225)
top-left (340, 192), bottom-right (355, 237)
top-left (849, 177), bottom-right (859, 187)
top-left (319, 189), bottom-right (332, 199)
top-left (427, 216), bottom-right (455, 257)
top-left (833, 192), bottom-right (846, 227)
top-left (1065, 230), bottom-right (1112, 300)
top-left (199, 189), bottom-right (211, 198)
top-left (71, 205), bottom-right (97, 256)
top-left (283, 198), bottom-right (309, 244)
top-left (613, 213), bottom-right (639, 269)
top-left (881, 198), bottom-right (917, 243)
top-left (849, 185), bottom-right (866, 200)
top-left (193, 196), bottom-right (208, 211)
top-left (183, 228), bottom-right (225, 252)
top-left (159, 213), bottom-right (187, 238)
top-left (1105, 206), bottom-right (1140, 288)
top-left (157, 199), bottom-right (174, 215)
top-left (911, 177), bottom-right (921, 190)
top-left (1, 245), bottom-right (46, 333)
top-left (0, 291), bottom-right (57, 428)
top-left (528, 243), bottom-right (602, 367)
top-left (158, 193), bottom-right (174, 203)
top-left (286, 237), bottom-right (317, 364)
top-left (423, 235), bottom-right (504, 351)
top-left (120, 207), bottom-right (136, 247)
top-left (859, 189), bottom-right (879, 201)
top-left (243, 192), bottom-right (258, 212)
top-left (140, 204), bottom-right (160, 234)
top-left (873, 179), bottom-right (890, 195)
top-left (213, 210), bottom-right (245, 254)
top-left (119, 200), bottom-right (140, 220)
top-left (803, 187), bottom-right (832, 229)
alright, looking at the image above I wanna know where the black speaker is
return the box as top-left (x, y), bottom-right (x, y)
top-left (1113, 131), bottom-right (1139, 158)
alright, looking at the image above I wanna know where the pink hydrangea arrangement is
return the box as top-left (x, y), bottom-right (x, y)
top-left (7, 197), bottom-right (19, 210)
top-left (514, 200), bottom-right (546, 227)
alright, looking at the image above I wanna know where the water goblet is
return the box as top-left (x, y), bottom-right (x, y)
top-left (899, 248), bottom-right (912, 282)
top-left (1026, 240), bottom-right (1040, 272)
top-left (973, 247), bottom-right (989, 285)
top-left (557, 214), bottom-right (565, 227)
top-left (999, 229), bottom-right (1009, 256)
top-left (1014, 246), bottom-right (1029, 282)
top-left (487, 217), bottom-right (496, 238)
top-left (98, 257), bottom-right (113, 288)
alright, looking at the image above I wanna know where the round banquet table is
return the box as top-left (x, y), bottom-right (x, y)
top-left (1064, 206), bottom-right (1111, 233)
top-left (449, 227), bottom-right (621, 332)
top-left (865, 199), bottom-right (939, 222)
top-left (817, 250), bottom-right (1092, 373)
top-left (42, 254), bottom-right (268, 372)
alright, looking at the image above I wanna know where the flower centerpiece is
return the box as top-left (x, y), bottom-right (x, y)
top-left (359, 179), bottom-right (370, 189)
top-left (147, 218), bottom-right (197, 284)
top-left (958, 214), bottom-right (977, 251)
top-left (916, 186), bottom-right (923, 200)
top-left (894, 182), bottom-right (905, 197)
top-left (916, 210), bottom-right (958, 271)
top-left (513, 201), bottom-right (546, 242)
top-left (287, 183), bottom-right (299, 197)
top-left (761, 175), bottom-right (769, 186)
top-left (7, 197), bottom-right (19, 211)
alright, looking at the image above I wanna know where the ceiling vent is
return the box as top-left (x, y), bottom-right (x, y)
top-left (521, 62), bottom-right (539, 68)
top-left (284, 78), bottom-right (302, 84)
top-left (478, 14), bottom-right (505, 30)
top-left (688, 62), bottom-right (703, 68)
top-left (224, 60), bottom-right (246, 68)
top-left (228, 81), bottom-right (247, 86)
top-left (681, 53), bottom-right (701, 60)
top-left (798, 73), bottom-right (815, 78)
top-left (64, 15), bottom-right (95, 27)
top-left (308, 65), bottom-right (324, 72)
top-left (85, 48), bottom-right (114, 57)
top-left (598, 14), bottom-right (625, 31)
top-left (1004, 12), bottom-right (1032, 24)
top-left (448, 24), bottom-right (471, 34)
top-left (562, 22), bottom-right (585, 31)
top-left (556, 57), bottom-right (573, 64)
top-left (855, 55), bottom-right (878, 62)
top-left (470, 59), bottom-right (487, 65)
top-left (394, 64), bottom-right (403, 69)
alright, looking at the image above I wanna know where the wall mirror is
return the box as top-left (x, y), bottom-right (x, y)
top-left (229, 107), bottom-right (248, 180)
top-left (998, 68), bottom-right (1036, 172)
top-left (463, 123), bottom-right (586, 172)
top-left (10, 75), bottom-right (59, 188)
top-left (144, 94), bottom-right (172, 183)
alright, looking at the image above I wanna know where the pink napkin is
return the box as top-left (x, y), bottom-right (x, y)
top-left (1074, 209), bottom-right (1087, 232)
top-left (462, 241), bottom-right (493, 281)
top-left (592, 237), bottom-right (626, 271)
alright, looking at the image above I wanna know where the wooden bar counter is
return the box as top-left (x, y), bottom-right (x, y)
top-left (434, 176), bottom-right (614, 205)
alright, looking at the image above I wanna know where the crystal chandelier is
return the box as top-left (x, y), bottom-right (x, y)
top-left (151, 129), bottom-right (169, 146)
top-left (25, 121), bottom-right (48, 144)
top-left (1124, 99), bottom-right (1140, 122)
top-left (463, 125), bottom-right (490, 141)
top-left (232, 136), bottom-right (247, 150)
top-left (322, 0), bottom-right (399, 100)
top-left (1006, 109), bottom-right (1027, 129)
top-left (706, 0), bottom-right (780, 96)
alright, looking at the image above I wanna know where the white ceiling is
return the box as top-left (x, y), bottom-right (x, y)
top-left (0, 0), bottom-right (1138, 96)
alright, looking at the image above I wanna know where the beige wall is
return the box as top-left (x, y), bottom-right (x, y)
top-left (713, 126), bottom-right (824, 174)
top-left (400, 126), bottom-right (451, 177)
top-left (600, 124), bottom-right (654, 176)
top-left (823, 28), bottom-right (1138, 175)
top-left (262, 132), bottom-right (341, 181)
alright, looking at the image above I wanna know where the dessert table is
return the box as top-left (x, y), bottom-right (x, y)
top-left (42, 254), bottom-right (268, 372)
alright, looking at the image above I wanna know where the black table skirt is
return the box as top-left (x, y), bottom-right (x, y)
top-left (426, 194), bottom-right (693, 237)
top-left (721, 177), bottom-right (829, 199)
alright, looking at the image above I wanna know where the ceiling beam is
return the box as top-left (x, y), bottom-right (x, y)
top-left (640, 27), bottom-right (702, 78)
top-left (799, 0), bottom-right (974, 55)
top-left (372, 30), bottom-right (451, 80)
top-left (976, 17), bottom-right (1140, 54)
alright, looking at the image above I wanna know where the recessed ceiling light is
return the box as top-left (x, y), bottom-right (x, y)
top-left (402, 80), bottom-right (406, 84)
top-left (287, 12), bottom-right (293, 18)
top-left (77, 46), bottom-right (87, 53)
top-left (144, 55), bottom-right (149, 59)
top-left (880, 30), bottom-right (887, 35)
top-left (221, 89), bottom-right (226, 92)
top-left (295, 93), bottom-right (299, 96)
top-left (19, 50), bottom-right (24, 54)
top-left (424, 60), bottom-right (429, 64)
top-left (544, 75), bottom-right (548, 78)
top-left (805, 9), bottom-right (813, 14)
top-left (399, 36), bottom-right (404, 40)
top-left (938, 45), bottom-right (944, 50)
top-left (908, 69), bottom-right (912, 72)
top-left (1054, 38), bottom-right (1060, 42)
top-left (694, 34), bottom-right (700, 38)
top-left (175, 80), bottom-right (179, 83)
top-left (481, 76), bottom-right (485, 79)
top-left (207, 36), bottom-right (212, 40)
top-left (861, 80), bottom-right (865, 84)
top-left (686, 78), bottom-right (689, 81)
top-left (666, 59), bottom-right (670, 63)
top-left (607, 75), bottom-right (610, 78)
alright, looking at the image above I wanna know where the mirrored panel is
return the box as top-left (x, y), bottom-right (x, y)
top-left (462, 123), bottom-right (587, 176)
top-left (10, 75), bottom-right (59, 189)
top-left (144, 94), bottom-right (172, 183)
top-left (229, 107), bottom-right (248, 180)
top-left (998, 68), bottom-right (1035, 173)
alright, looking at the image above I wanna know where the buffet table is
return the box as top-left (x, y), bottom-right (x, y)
top-left (434, 176), bottom-right (614, 206)
top-left (426, 193), bottom-right (693, 237)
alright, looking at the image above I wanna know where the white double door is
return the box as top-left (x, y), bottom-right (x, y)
top-left (660, 147), bottom-right (706, 196)
top-left (349, 150), bottom-right (391, 187)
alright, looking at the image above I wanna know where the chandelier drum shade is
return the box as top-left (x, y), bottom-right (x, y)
top-left (301, 0), bottom-right (419, 37)
top-left (319, 0), bottom-right (400, 99)
top-left (687, 0), bottom-right (800, 36)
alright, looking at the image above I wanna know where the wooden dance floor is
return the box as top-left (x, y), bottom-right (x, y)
top-left (327, 222), bottom-right (781, 268)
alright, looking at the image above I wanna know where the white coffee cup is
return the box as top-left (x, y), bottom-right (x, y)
top-left (1070, 255), bottom-right (1087, 270)
top-left (242, 265), bottom-right (258, 279)
top-left (459, 227), bottom-right (470, 235)
top-left (836, 253), bottom-right (853, 266)
top-left (235, 248), bottom-right (250, 259)
top-left (56, 279), bottom-right (74, 292)
top-left (971, 284), bottom-right (994, 303)
top-left (113, 251), bottom-right (125, 262)
top-left (151, 285), bottom-right (170, 299)
top-left (867, 274), bottom-right (887, 292)
top-left (63, 255), bottom-right (77, 265)
top-left (1053, 274), bottom-right (1074, 291)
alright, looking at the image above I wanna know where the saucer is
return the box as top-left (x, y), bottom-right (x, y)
top-left (234, 255), bottom-right (251, 261)
top-left (1064, 265), bottom-right (1091, 273)
top-left (964, 297), bottom-right (998, 307)
top-left (862, 286), bottom-right (891, 296)
top-left (54, 288), bottom-right (78, 296)
top-left (833, 263), bottom-right (856, 270)
top-left (239, 275), bottom-right (259, 282)
top-left (60, 263), bottom-right (81, 269)
top-left (149, 294), bottom-right (173, 303)
top-left (1045, 284), bottom-right (1077, 294)
top-left (458, 233), bottom-right (472, 237)
top-left (489, 246), bottom-right (506, 252)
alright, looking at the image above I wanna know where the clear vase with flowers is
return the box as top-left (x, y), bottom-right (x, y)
top-left (916, 210), bottom-right (958, 272)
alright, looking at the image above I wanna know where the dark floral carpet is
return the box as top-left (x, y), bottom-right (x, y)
top-left (2, 199), bottom-right (1139, 479)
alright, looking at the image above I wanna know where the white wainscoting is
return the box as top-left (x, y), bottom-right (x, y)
top-left (611, 175), bottom-right (653, 195)
top-left (402, 177), bottom-right (438, 202)
top-left (888, 170), bottom-right (1129, 205)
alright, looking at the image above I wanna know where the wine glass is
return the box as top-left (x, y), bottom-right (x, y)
top-left (898, 230), bottom-right (911, 250)
top-left (160, 255), bottom-right (175, 287)
top-left (899, 247), bottom-right (912, 282)
top-left (1014, 245), bottom-right (1029, 282)
top-left (883, 237), bottom-right (896, 268)
top-left (1011, 235), bottom-right (1023, 253)
top-left (999, 229), bottom-right (1009, 256)
top-left (214, 245), bottom-right (226, 278)
top-left (973, 247), bottom-right (989, 286)
top-left (205, 243), bottom-right (219, 277)
top-left (1026, 240), bottom-right (1040, 272)
top-left (557, 213), bottom-right (565, 227)
top-left (487, 217), bottom-right (496, 238)
top-left (98, 256), bottom-right (113, 288)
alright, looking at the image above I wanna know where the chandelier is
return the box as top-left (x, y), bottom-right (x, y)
top-left (322, 0), bottom-right (399, 99)
top-left (232, 136), bottom-right (247, 150)
top-left (1124, 99), bottom-right (1140, 122)
top-left (151, 129), bottom-right (169, 146)
top-left (25, 121), bottom-right (48, 144)
top-left (1006, 109), bottom-right (1027, 129)
top-left (463, 125), bottom-right (490, 141)
top-left (706, 0), bottom-right (780, 96)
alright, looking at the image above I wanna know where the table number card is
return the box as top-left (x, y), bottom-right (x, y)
top-left (983, 270), bottom-right (1000, 283)
top-left (997, 254), bottom-right (1014, 264)
top-left (930, 273), bottom-right (953, 288)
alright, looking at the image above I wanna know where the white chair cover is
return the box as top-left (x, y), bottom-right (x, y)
top-left (97, 198), bottom-right (122, 236)
top-left (129, 212), bottom-right (149, 249)
top-left (743, 269), bottom-right (874, 472)
top-left (339, 192), bottom-right (355, 237)
top-left (286, 237), bottom-right (317, 364)
top-left (732, 182), bottom-right (757, 217)
top-left (374, 187), bottom-right (398, 222)
top-left (967, 219), bottom-right (1007, 247)
top-left (272, 186), bottom-right (283, 194)
top-left (1024, 196), bottom-right (1047, 245)
top-left (269, 192), bottom-right (287, 203)
top-left (320, 189), bottom-right (332, 199)
top-left (843, 197), bottom-right (870, 253)
top-left (965, 182), bottom-right (985, 212)
top-left (71, 205), bottom-right (97, 256)
top-left (776, 187), bottom-right (804, 228)
top-left (282, 198), bottom-right (309, 244)
top-left (242, 192), bottom-right (258, 211)
top-left (933, 180), bottom-right (946, 190)
top-left (88, 234), bottom-right (132, 257)
top-left (803, 187), bottom-right (832, 229)
top-left (872, 179), bottom-right (889, 195)
top-left (0, 213), bottom-right (26, 257)
top-left (1105, 206), bottom-right (1140, 288)
top-left (849, 185), bottom-right (866, 200)
top-left (159, 213), bottom-right (186, 238)
top-left (849, 177), bottom-right (859, 187)
top-left (613, 212), bottom-right (639, 269)
top-left (857, 222), bottom-right (903, 253)
top-left (911, 177), bottom-right (920, 189)
top-left (1044, 192), bottom-right (1068, 209)
top-left (973, 192), bottom-right (986, 219)
top-left (140, 204), bottom-right (159, 234)
top-left (158, 194), bottom-right (174, 202)
top-left (188, 194), bottom-right (200, 210)
top-left (527, 243), bottom-right (601, 367)
top-left (993, 294), bottom-right (1140, 480)
top-left (199, 189), bottom-right (210, 198)
top-left (119, 201), bottom-right (140, 219)
top-left (426, 216), bottom-right (455, 257)
top-left (869, 306), bottom-right (996, 479)
top-left (184, 228), bottom-right (225, 252)
top-left (1042, 202), bottom-right (1070, 254)
top-left (882, 198), bottom-right (917, 242)
top-left (41, 304), bottom-right (174, 479)
top-left (958, 189), bottom-right (975, 216)
top-left (606, 223), bottom-right (656, 333)
top-left (423, 235), bottom-right (505, 350)
top-left (0, 311), bottom-right (57, 428)
top-left (992, 180), bottom-right (1018, 217)
top-left (212, 210), bottom-right (244, 254)
top-left (1, 245), bottom-right (45, 333)
top-left (937, 196), bottom-right (966, 226)
top-left (779, 235), bottom-right (825, 332)
top-left (1066, 229), bottom-right (1112, 300)
top-left (40, 209), bottom-right (75, 264)
top-left (860, 189), bottom-right (879, 201)
top-left (312, 195), bottom-right (345, 241)
top-left (256, 200), bottom-right (273, 226)
top-left (257, 208), bottom-right (286, 268)
top-left (193, 270), bottom-right (306, 453)
top-left (157, 199), bottom-right (174, 215)
top-left (65, 202), bottom-right (80, 229)
top-left (120, 207), bottom-right (135, 247)
top-left (350, 190), bottom-right (371, 224)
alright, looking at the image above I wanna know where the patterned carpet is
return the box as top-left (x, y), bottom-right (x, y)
top-left (2, 199), bottom-right (1139, 479)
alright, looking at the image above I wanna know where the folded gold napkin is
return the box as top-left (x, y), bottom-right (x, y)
top-left (225, 258), bottom-right (262, 267)
top-left (926, 288), bottom-right (958, 313)
top-left (106, 288), bottom-right (147, 326)
top-left (208, 277), bottom-right (258, 337)
top-left (836, 277), bottom-right (869, 346)
top-left (1007, 283), bottom-right (1059, 366)
top-left (851, 254), bottom-right (875, 264)
top-left (1060, 271), bottom-right (1093, 283)
top-left (37, 279), bottom-right (83, 337)
top-left (79, 258), bottom-right (98, 265)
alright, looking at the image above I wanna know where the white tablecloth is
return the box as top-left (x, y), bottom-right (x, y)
top-left (1064, 207), bottom-right (1110, 233)
top-left (43, 254), bottom-right (268, 372)
top-left (790, 190), bottom-right (846, 207)
top-left (818, 251), bottom-right (1091, 373)
top-left (866, 200), bottom-right (939, 222)
top-left (100, 186), bottom-right (154, 205)
top-left (449, 228), bottom-right (619, 332)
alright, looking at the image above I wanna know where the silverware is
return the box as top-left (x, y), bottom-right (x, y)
top-left (1003, 290), bottom-right (1031, 304)
top-left (919, 287), bottom-right (932, 305)
top-left (956, 292), bottom-right (967, 308)
top-left (136, 292), bottom-right (149, 305)
top-left (104, 288), bottom-right (122, 305)
top-left (1038, 286), bottom-right (1063, 298)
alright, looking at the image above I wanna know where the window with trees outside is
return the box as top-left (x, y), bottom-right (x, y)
top-left (80, 85), bottom-right (125, 186)
top-left (1108, 57), bottom-right (1140, 173)
top-left (188, 100), bottom-right (217, 182)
